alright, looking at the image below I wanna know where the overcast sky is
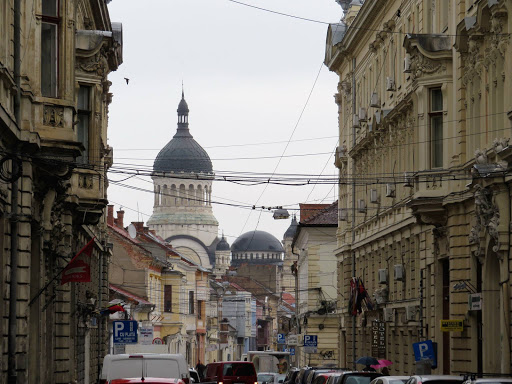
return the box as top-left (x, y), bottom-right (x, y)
top-left (106, 0), bottom-right (343, 246)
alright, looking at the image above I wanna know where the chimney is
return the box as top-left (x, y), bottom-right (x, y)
top-left (133, 222), bottom-right (144, 233)
top-left (107, 205), bottom-right (114, 226)
top-left (116, 210), bottom-right (125, 229)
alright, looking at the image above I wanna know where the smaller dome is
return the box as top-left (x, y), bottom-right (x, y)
top-left (178, 96), bottom-right (189, 113)
top-left (216, 235), bottom-right (230, 251)
top-left (283, 216), bottom-right (298, 239)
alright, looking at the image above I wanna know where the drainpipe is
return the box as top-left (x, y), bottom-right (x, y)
top-left (8, 0), bottom-right (21, 383)
top-left (351, 57), bottom-right (357, 370)
top-left (500, 179), bottom-right (511, 373)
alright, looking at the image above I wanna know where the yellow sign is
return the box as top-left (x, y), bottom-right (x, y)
top-left (440, 319), bottom-right (463, 332)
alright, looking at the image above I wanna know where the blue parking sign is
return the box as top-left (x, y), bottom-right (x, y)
top-left (113, 320), bottom-right (138, 344)
top-left (412, 340), bottom-right (437, 368)
top-left (277, 333), bottom-right (286, 344)
top-left (303, 335), bottom-right (317, 347)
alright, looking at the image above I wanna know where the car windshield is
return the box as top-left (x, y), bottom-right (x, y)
top-left (223, 363), bottom-right (256, 376)
top-left (259, 375), bottom-right (276, 383)
top-left (344, 376), bottom-right (375, 384)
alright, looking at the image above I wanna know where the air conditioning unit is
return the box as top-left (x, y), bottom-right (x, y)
top-left (353, 114), bottom-right (360, 128)
top-left (339, 208), bottom-right (347, 221)
top-left (404, 54), bottom-right (412, 73)
top-left (370, 189), bottom-right (379, 203)
top-left (359, 107), bottom-right (367, 122)
top-left (383, 307), bottom-right (394, 322)
top-left (367, 123), bottom-right (373, 133)
top-left (404, 172), bottom-right (414, 187)
top-left (405, 305), bottom-right (418, 322)
top-left (357, 199), bottom-right (366, 213)
top-left (394, 264), bottom-right (405, 281)
top-left (378, 269), bottom-right (388, 284)
top-left (386, 77), bottom-right (396, 91)
top-left (370, 92), bottom-right (381, 108)
top-left (385, 183), bottom-right (395, 197)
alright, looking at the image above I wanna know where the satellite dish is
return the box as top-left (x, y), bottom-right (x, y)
top-left (127, 224), bottom-right (137, 239)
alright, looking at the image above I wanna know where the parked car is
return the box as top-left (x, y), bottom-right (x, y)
top-left (190, 369), bottom-right (201, 383)
top-left (202, 361), bottom-right (258, 384)
top-left (259, 372), bottom-right (280, 384)
top-left (100, 354), bottom-right (190, 384)
top-left (462, 378), bottom-right (512, 384)
top-left (308, 369), bottom-right (347, 384)
top-left (313, 372), bottom-right (342, 384)
top-left (405, 376), bottom-right (464, 384)
top-left (296, 368), bottom-right (314, 384)
top-left (284, 369), bottom-right (300, 384)
top-left (110, 379), bottom-right (185, 384)
top-left (370, 376), bottom-right (410, 384)
top-left (337, 371), bottom-right (383, 384)
top-left (325, 373), bottom-right (344, 384)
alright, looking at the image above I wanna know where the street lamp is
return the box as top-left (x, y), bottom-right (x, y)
top-left (272, 208), bottom-right (290, 220)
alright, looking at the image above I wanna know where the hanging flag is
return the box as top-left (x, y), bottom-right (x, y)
top-left (60, 237), bottom-right (95, 285)
top-left (61, 259), bottom-right (91, 284)
top-left (100, 304), bottom-right (125, 316)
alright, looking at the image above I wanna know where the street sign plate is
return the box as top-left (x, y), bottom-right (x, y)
top-left (440, 319), bottom-right (463, 332)
top-left (289, 347), bottom-right (295, 356)
top-left (140, 326), bottom-right (153, 345)
top-left (277, 333), bottom-right (286, 344)
top-left (412, 340), bottom-right (437, 369)
top-left (287, 334), bottom-right (298, 346)
top-left (304, 346), bottom-right (317, 354)
top-left (303, 335), bottom-right (317, 347)
top-left (113, 320), bottom-right (138, 344)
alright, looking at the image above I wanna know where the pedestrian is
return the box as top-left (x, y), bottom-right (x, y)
top-left (196, 360), bottom-right (206, 379)
top-left (362, 365), bottom-right (376, 372)
top-left (381, 367), bottom-right (390, 376)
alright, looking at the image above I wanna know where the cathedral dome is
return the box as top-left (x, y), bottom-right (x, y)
top-left (231, 230), bottom-right (284, 266)
top-left (231, 231), bottom-right (284, 253)
top-left (153, 92), bottom-right (213, 174)
top-left (216, 235), bottom-right (230, 251)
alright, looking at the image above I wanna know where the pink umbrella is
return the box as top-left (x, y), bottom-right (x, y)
top-left (370, 359), bottom-right (393, 369)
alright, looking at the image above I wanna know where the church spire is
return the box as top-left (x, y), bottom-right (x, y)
top-left (176, 87), bottom-right (191, 136)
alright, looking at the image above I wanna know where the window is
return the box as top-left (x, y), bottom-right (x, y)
top-left (189, 291), bottom-right (194, 314)
top-left (164, 285), bottom-right (172, 312)
top-left (41, 0), bottom-right (59, 97)
top-left (77, 86), bottom-right (90, 164)
top-left (430, 88), bottom-right (443, 168)
top-left (197, 300), bottom-right (203, 319)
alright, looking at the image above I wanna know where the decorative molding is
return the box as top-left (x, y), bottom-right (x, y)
top-left (43, 105), bottom-right (64, 127)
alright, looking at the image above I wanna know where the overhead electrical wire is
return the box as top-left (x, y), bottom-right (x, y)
top-left (225, 0), bottom-right (510, 37)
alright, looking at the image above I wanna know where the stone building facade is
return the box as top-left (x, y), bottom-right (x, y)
top-left (326, 0), bottom-right (512, 374)
top-left (292, 203), bottom-right (339, 367)
top-left (0, 0), bottom-right (121, 382)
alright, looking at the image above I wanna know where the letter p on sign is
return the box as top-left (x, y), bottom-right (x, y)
top-left (115, 321), bottom-right (124, 336)
top-left (418, 343), bottom-right (428, 358)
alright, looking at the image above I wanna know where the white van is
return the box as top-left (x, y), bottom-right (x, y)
top-left (100, 353), bottom-right (189, 383)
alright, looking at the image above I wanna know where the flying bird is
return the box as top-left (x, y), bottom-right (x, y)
top-left (124, 77), bottom-right (129, 84)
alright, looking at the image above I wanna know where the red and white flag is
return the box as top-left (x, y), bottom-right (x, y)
top-left (61, 237), bottom-right (95, 285)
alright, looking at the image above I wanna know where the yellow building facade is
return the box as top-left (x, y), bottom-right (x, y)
top-left (326, 0), bottom-right (512, 374)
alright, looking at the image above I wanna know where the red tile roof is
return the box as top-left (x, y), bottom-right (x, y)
top-left (301, 201), bottom-right (338, 226)
top-left (109, 284), bottom-right (152, 305)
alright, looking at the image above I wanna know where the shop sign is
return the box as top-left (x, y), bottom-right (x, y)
top-left (468, 293), bottom-right (482, 311)
top-left (440, 319), bottom-right (463, 332)
top-left (371, 320), bottom-right (386, 358)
